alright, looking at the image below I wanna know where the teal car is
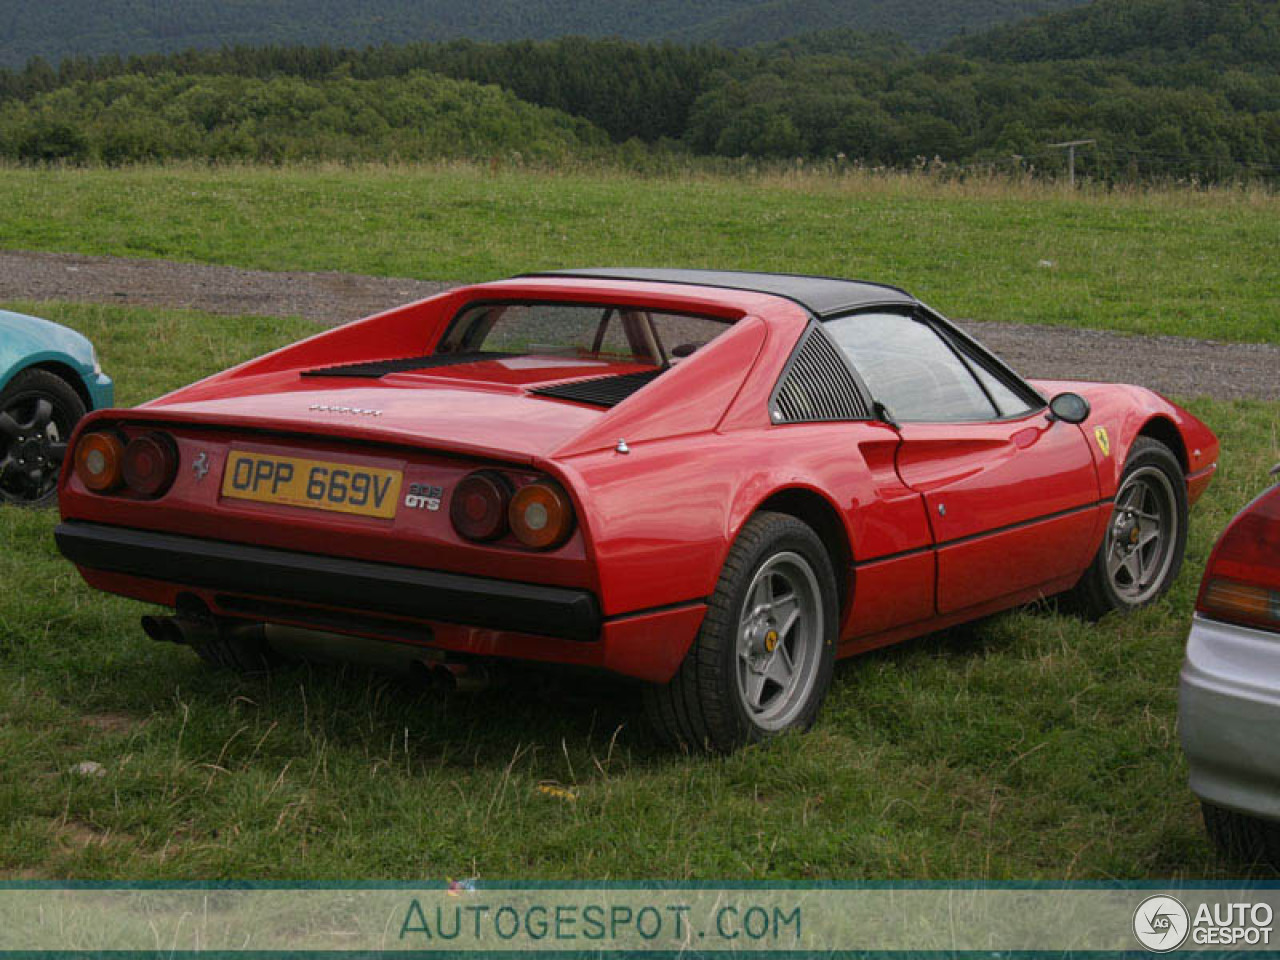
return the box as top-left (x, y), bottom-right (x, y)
top-left (0, 309), bottom-right (113, 506)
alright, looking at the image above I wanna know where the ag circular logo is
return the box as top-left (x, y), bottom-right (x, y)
top-left (1133, 895), bottom-right (1190, 952)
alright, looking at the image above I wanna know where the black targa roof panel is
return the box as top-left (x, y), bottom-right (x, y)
top-left (526, 268), bottom-right (917, 318)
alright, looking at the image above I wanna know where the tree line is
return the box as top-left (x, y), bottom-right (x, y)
top-left (0, 70), bottom-right (605, 164)
top-left (0, 0), bottom-right (1275, 180)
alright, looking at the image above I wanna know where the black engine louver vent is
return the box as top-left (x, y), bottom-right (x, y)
top-left (773, 329), bottom-right (870, 423)
top-left (531, 370), bottom-right (664, 408)
top-left (302, 352), bottom-right (516, 378)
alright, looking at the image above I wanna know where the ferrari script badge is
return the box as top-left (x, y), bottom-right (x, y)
top-left (309, 404), bottom-right (383, 417)
top-left (1094, 427), bottom-right (1111, 457)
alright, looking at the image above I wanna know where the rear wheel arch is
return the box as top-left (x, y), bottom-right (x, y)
top-left (644, 508), bottom-right (840, 750)
top-left (752, 487), bottom-right (852, 618)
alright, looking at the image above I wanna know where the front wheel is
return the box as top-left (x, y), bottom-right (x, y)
top-left (644, 511), bottom-right (838, 752)
top-left (1071, 436), bottom-right (1188, 618)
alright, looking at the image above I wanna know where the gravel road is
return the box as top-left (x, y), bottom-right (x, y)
top-left (1, 250), bottom-right (1274, 401)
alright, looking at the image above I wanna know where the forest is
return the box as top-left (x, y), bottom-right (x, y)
top-left (0, 0), bottom-right (1274, 181)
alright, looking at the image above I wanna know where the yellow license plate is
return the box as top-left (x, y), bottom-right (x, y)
top-left (221, 451), bottom-right (403, 519)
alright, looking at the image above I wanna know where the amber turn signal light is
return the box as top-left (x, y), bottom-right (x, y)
top-left (1196, 489), bottom-right (1280, 634)
top-left (73, 431), bottom-right (125, 492)
top-left (509, 481), bottom-right (574, 550)
top-left (122, 432), bottom-right (178, 498)
top-left (450, 470), bottom-right (512, 542)
top-left (1201, 578), bottom-right (1280, 632)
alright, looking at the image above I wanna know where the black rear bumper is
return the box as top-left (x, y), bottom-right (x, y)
top-left (55, 521), bottom-right (601, 642)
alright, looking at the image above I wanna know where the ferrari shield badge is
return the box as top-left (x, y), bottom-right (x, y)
top-left (1094, 427), bottom-right (1111, 457)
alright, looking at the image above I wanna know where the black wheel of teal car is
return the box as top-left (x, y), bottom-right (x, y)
top-left (644, 511), bottom-right (838, 752)
top-left (1072, 437), bottom-right (1188, 618)
top-left (0, 368), bottom-right (85, 508)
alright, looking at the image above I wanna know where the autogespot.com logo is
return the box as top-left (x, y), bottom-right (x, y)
top-left (1133, 895), bottom-right (1190, 952)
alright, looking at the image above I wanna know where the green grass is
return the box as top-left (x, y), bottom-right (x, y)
top-left (1, 300), bottom-right (1278, 880)
top-left (2, 163), bottom-right (1278, 343)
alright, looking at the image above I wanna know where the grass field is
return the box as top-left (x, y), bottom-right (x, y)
top-left (1, 163), bottom-right (1278, 343)
top-left (1, 299), bottom-right (1278, 880)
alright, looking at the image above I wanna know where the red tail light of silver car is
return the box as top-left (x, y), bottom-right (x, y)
top-left (1197, 484), bottom-right (1280, 633)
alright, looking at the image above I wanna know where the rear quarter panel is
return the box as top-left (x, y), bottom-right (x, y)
top-left (558, 421), bottom-right (930, 618)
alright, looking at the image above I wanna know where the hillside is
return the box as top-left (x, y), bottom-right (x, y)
top-left (1, 0), bottom-right (1276, 180)
top-left (0, 0), bottom-right (1089, 67)
top-left (949, 0), bottom-right (1280, 66)
top-left (0, 71), bottom-right (606, 163)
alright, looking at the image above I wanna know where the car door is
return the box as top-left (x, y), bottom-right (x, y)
top-left (825, 308), bottom-right (1101, 615)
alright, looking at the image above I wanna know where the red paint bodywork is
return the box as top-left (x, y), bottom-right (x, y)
top-left (58, 276), bottom-right (1219, 682)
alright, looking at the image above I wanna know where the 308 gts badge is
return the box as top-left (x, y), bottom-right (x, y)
top-left (404, 483), bottom-right (443, 511)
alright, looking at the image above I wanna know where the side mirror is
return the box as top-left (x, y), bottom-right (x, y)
top-left (1047, 392), bottom-right (1091, 425)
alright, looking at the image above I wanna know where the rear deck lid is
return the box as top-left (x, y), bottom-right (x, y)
top-left (145, 377), bottom-right (606, 463)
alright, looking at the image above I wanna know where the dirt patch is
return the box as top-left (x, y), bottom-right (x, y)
top-left (960, 319), bottom-right (1278, 403)
top-left (0, 249), bottom-right (451, 325)
top-left (1, 249), bottom-right (1275, 402)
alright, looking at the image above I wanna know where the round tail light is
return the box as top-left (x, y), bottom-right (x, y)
top-left (450, 471), bottom-right (511, 541)
top-left (73, 431), bottom-right (125, 492)
top-left (122, 432), bottom-right (178, 498)
top-left (509, 481), bottom-right (574, 550)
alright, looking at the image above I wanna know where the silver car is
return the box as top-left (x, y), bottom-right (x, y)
top-left (1180, 470), bottom-right (1280, 864)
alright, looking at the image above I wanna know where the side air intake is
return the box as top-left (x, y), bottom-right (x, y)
top-left (772, 328), bottom-right (870, 423)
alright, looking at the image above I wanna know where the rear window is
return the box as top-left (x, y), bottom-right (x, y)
top-left (437, 303), bottom-right (731, 366)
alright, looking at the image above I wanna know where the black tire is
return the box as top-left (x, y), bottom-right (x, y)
top-left (643, 511), bottom-right (839, 752)
top-left (1202, 801), bottom-right (1280, 868)
top-left (0, 367), bottom-right (86, 508)
top-left (1071, 436), bottom-right (1188, 619)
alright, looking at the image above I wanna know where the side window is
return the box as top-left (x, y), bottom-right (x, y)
top-left (965, 354), bottom-right (1036, 418)
top-left (825, 311), bottom-right (996, 422)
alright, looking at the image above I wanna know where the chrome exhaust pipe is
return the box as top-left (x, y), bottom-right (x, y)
top-left (409, 661), bottom-right (492, 694)
top-left (140, 615), bottom-right (183, 645)
top-left (435, 661), bottom-right (491, 693)
top-left (141, 614), bottom-right (218, 647)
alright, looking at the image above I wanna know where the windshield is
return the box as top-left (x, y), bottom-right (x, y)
top-left (436, 302), bottom-right (732, 367)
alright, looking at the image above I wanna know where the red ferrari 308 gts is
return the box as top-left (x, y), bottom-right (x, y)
top-left (55, 269), bottom-right (1218, 750)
